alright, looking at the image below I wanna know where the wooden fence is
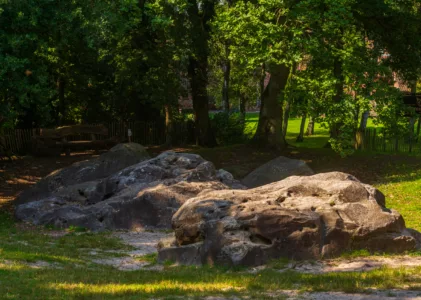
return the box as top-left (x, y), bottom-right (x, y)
top-left (356, 128), bottom-right (421, 154)
top-left (0, 121), bottom-right (194, 155)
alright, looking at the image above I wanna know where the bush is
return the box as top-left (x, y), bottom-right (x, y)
top-left (211, 112), bottom-right (246, 145)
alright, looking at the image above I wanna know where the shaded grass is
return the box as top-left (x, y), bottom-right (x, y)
top-left (2, 257), bottom-right (421, 299)
top-left (0, 211), bottom-right (132, 265)
top-left (3, 142), bottom-right (421, 298)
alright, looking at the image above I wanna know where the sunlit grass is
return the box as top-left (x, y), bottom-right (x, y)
top-left (3, 134), bottom-right (421, 298)
top-left (2, 262), bottom-right (421, 299)
top-left (48, 281), bottom-right (244, 294)
top-left (376, 165), bottom-right (421, 230)
top-left (244, 114), bottom-right (382, 149)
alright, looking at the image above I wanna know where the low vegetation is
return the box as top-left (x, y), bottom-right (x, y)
top-left (2, 142), bottom-right (421, 299)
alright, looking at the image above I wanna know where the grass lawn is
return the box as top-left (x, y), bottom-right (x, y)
top-left (2, 145), bottom-right (421, 299)
top-left (244, 112), bottom-right (380, 148)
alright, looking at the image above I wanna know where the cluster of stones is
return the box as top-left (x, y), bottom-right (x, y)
top-left (16, 143), bottom-right (421, 266)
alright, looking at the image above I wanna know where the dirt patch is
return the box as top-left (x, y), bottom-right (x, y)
top-left (281, 256), bottom-right (421, 274)
top-left (289, 290), bottom-right (421, 300)
top-left (0, 151), bottom-right (103, 211)
top-left (1, 259), bottom-right (62, 269)
top-left (91, 230), bottom-right (173, 271)
top-left (159, 290), bottom-right (421, 299)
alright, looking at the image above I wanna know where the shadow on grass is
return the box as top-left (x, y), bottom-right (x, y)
top-left (2, 263), bottom-right (421, 299)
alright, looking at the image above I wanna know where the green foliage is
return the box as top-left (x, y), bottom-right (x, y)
top-left (1, 0), bottom-right (421, 154)
top-left (211, 112), bottom-right (246, 145)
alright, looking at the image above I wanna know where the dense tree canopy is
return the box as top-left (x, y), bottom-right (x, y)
top-left (1, 0), bottom-right (421, 151)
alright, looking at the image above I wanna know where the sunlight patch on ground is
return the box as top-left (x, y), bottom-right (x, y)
top-left (0, 261), bottom-right (27, 271)
top-left (47, 282), bottom-right (244, 294)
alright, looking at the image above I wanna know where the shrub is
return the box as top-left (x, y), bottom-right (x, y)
top-left (211, 112), bottom-right (246, 145)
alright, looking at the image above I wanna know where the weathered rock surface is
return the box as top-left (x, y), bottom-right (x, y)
top-left (242, 156), bottom-right (314, 188)
top-left (15, 150), bottom-right (243, 231)
top-left (158, 172), bottom-right (419, 266)
top-left (16, 143), bottom-right (151, 205)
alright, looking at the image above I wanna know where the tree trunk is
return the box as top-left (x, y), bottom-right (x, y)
top-left (411, 80), bottom-right (417, 94)
top-left (409, 116), bottom-right (416, 135)
top-left (416, 115), bottom-right (421, 140)
top-left (188, 57), bottom-right (216, 147)
top-left (329, 56), bottom-right (344, 140)
top-left (282, 63), bottom-right (296, 137)
top-left (186, 0), bottom-right (216, 147)
top-left (257, 63), bottom-right (266, 112)
top-left (240, 92), bottom-right (247, 116)
top-left (222, 43), bottom-right (231, 112)
top-left (253, 63), bottom-right (290, 149)
top-left (165, 105), bottom-right (174, 146)
top-left (359, 110), bottom-right (370, 131)
top-left (282, 101), bottom-right (290, 137)
top-left (57, 76), bottom-right (65, 126)
top-left (306, 117), bottom-right (314, 136)
top-left (296, 114), bottom-right (307, 142)
top-left (354, 100), bottom-right (360, 128)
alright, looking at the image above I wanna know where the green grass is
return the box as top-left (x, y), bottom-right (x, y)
top-left (376, 163), bottom-right (421, 230)
top-left (136, 253), bottom-right (158, 265)
top-left (243, 113), bottom-right (382, 149)
top-left (3, 247), bottom-right (421, 299)
top-left (3, 145), bottom-right (421, 298)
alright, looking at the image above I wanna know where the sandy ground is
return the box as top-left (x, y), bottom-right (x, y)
top-left (167, 289), bottom-right (421, 299)
top-left (90, 230), bottom-right (173, 271)
top-left (279, 256), bottom-right (421, 274)
top-left (89, 230), bottom-right (421, 274)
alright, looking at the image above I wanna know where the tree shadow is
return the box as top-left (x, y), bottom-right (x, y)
top-left (2, 263), bottom-right (421, 299)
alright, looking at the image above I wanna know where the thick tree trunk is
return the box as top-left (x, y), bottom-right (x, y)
top-left (253, 64), bottom-right (290, 149)
top-left (165, 105), bottom-right (174, 146)
top-left (57, 77), bottom-right (65, 126)
top-left (306, 117), bottom-right (314, 136)
top-left (282, 101), bottom-right (290, 137)
top-left (188, 58), bottom-right (216, 147)
top-left (257, 63), bottom-right (266, 112)
top-left (359, 110), bottom-right (370, 131)
top-left (296, 114), bottom-right (307, 142)
top-left (222, 44), bottom-right (231, 112)
top-left (186, 0), bottom-right (216, 147)
top-left (282, 63), bottom-right (296, 137)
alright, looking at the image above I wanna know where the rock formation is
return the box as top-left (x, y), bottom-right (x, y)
top-left (159, 172), bottom-right (419, 266)
top-left (16, 143), bottom-right (150, 205)
top-left (15, 146), bottom-right (243, 231)
top-left (242, 156), bottom-right (314, 188)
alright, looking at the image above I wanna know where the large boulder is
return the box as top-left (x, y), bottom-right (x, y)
top-left (158, 172), bottom-right (419, 266)
top-left (242, 156), bottom-right (314, 188)
top-left (15, 151), bottom-right (244, 231)
top-left (16, 143), bottom-right (151, 205)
